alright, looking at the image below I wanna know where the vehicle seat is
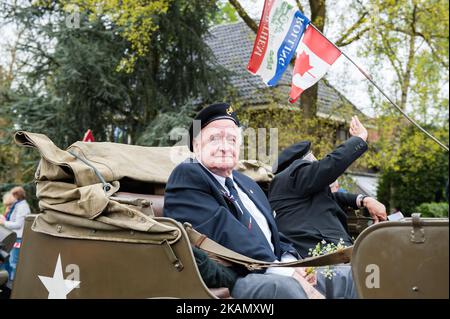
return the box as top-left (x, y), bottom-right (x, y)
top-left (115, 192), bottom-right (165, 217)
top-left (12, 215), bottom-right (226, 299)
top-left (351, 215), bottom-right (449, 299)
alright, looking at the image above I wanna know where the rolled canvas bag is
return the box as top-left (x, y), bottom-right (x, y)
top-left (14, 131), bottom-right (183, 244)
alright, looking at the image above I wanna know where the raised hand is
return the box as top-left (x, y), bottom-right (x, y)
top-left (349, 116), bottom-right (368, 142)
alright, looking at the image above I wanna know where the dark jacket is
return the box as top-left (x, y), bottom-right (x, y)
top-left (163, 159), bottom-right (298, 263)
top-left (268, 136), bottom-right (368, 257)
top-left (192, 247), bottom-right (239, 289)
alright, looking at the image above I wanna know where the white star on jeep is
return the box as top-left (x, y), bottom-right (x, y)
top-left (38, 254), bottom-right (80, 299)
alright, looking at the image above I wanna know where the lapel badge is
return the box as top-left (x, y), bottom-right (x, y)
top-left (249, 189), bottom-right (254, 194)
top-left (226, 106), bottom-right (234, 115)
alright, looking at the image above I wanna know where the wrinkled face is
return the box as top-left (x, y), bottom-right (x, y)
top-left (193, 119), bottom-right (240, 174)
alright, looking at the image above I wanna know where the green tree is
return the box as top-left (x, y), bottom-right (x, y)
top-left (377, 124), bottom-right (449, 214)
top-left (237, 100), bottom-right (371, 170)
top-left (356, 0), bottom-right (449, 212)
top-left (361, 0), bottom-right (449, 122)
top-left (137, 100), bottom-right (200, 146)
top-left (38, 0), bottom-right (171, 72)
top-left (0, 26), bottom-right (38, 185)
top-left (415, 202), bottom-right (448, 218)
top-left (2, 0), bottom-right (229, 147)
top-left (213, 1), bottom-right (239, 25)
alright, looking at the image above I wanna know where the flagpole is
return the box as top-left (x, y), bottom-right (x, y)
top-left (310, 24), bottom-right (449, 152)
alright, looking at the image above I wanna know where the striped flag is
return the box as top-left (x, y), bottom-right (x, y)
top-left (247, 0), bottom-right (310, 86)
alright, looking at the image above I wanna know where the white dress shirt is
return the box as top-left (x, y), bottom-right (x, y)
top-left (204, 167), bottom-right (297, 276)
top-left (210, 172), bottom-right (274, 251)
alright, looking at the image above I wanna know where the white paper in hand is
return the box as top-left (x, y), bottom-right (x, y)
top-left (388, 212), bottom-right (405, 221)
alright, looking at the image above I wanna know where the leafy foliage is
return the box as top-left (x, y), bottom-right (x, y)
top-left (137, 100), bottom-right (200, 146)
top-left (237, 99), bottom-right (373, 172)
top-left (415, 202), bottom-right (449, 218)
top-left (38, 0), bottom-right (171, 72)
top-left (212, 1), bottom-right (238, 25)
top-left (2, 0), bottom-right (228, 148)
top-left (1, 60), bottom-right (39, 185)
top-left (376, 124), bottom-right (449, 215)
top-left (361, 0), bottom-right (449, 122)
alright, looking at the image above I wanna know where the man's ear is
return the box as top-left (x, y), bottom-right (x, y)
top-left (193, 136), bottom-right (201, 155)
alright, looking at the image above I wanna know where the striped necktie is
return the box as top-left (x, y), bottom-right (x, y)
top-left (225, 177), bottom-right (253, 230)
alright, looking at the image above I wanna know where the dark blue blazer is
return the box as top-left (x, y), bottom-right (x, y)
top-left (163, 159), bottom-right (298, 262)
top-left (269, 136), bottom-right (368, 257)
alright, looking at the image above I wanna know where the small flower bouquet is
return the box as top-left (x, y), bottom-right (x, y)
top-left (306, 239), bottom-right (348, 279)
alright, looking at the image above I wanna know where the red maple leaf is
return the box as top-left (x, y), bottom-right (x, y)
top-left (296, 51), bottom-right (315, 78)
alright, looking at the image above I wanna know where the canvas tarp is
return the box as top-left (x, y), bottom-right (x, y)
top-left (15, 131), bottom-right (185, 243)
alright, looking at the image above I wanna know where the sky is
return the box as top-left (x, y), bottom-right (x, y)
top-left (0, 20), bottom-right (17, 64)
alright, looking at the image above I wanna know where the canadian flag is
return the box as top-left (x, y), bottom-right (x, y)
top-left (82, 129), bottom-right (95, 142)
top-left (289, 26), bottom-right (341, 103)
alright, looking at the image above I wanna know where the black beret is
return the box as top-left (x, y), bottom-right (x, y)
top-left (188, 103), bottom-right (240, 151)
top-left (272, 141), bottom-right (311, 174)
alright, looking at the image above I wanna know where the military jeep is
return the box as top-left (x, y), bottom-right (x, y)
top-left (6, 131), bottom-right (449, 299)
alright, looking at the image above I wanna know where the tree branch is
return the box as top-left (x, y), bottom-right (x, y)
top-left (335, 12), bottom-right (368, 47)
top-left (336, 26), bottom-right (370, 47)
top-left (380, 31), bottom-right (405, 89)
top-left (336, 0), bottom-right (397, 48)
top-left (387, 26), bottom-right (449, 68)
top-left (6, 26), bottom-right (26, 85)
top-left (295, 0), bottom-right (305, 13)
top-left (399, 4), bottom-right (418, 110)
top-left (425, 42), bottom-right (449, 69)
top-left (309, 0), bottom-right (326, 31)
top-left (227, 0), bottom-right (258, 34)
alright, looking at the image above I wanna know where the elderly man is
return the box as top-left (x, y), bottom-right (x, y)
top-left (164, 103), bottom-right (357, 299)
top-left (269, 116), bottom-right (387, 258)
